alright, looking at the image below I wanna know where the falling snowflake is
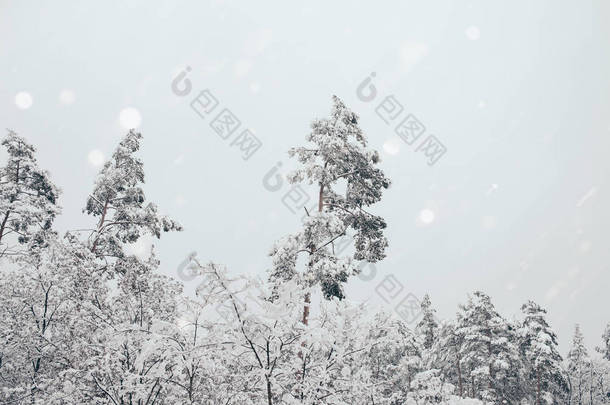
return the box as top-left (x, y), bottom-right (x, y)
top-left (465, 26), bottom-right (480, 40)
top-left (14, 91), bottom-right (33, 109)
top-left (382, 138), bottom-right (401, 156)
top-left (88, 149), bottom-right (105, 167)
top-left (419, 208), bottom-right (435, 224)
top-left (119, 107), bottom-right (142, 129)
top-left (59, 89), bottom-right (76, 105)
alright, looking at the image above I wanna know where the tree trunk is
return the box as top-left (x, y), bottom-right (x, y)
top-left (457, 356), bottom-right (463, 397)
top-left (567, 373), bottom-right (573, 405)
top-left (91, 197), bottom-right (109, 254)
top-left (302, 292), bottom-right (311, 325)
top-left (266, 377), bottom-right (273, 405)
top-left (537, 368), bottom-right (541, 405)
top-left (0, 157), bottom-right (19, 254)
top-left (0, 210), bottom-right (10, 249)
top-left (301, 182), bottom-right (324, 326)
top-left (318, 183), bottom-right (324, 212)
top-left (471, 375), bottom-right (475, 398)
top-left (589, 363), bottom-right (593, 405)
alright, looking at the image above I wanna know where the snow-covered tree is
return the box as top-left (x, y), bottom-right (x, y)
top-left (417, 294), bottom-right (439, 351)
top-left (4, 121), bottom-right (609, 405)
top-left (406, 369), bottom-right (455, 404)
top-left (268, 95), bottom-right (390, 326)
top-left (185, 258), bottom-right (376, 405)
top-left (430, 320), bottom-right (466, 397)
top-left (0, 130), bottom-right (60, 259)
top-left (0, 131), bottom-right (184, 404)
top-left (406, 370), bottom-right (493, 405)
top-left (73, 257), bottom-right (184, 404)
top-left (593, 323), bottom-right (610, 403)
top-left (455, 291), bottom-right (523, 403)
top-left (567, 324), bottom-right (590, 405)
top-left (161, 297), bottom-right (236, 405)
top-left (588, 357), bottom-right (610, 405)
top-left (84, 129), bottom-right (181, 260)
top-left (365, 313), bottom-right (422, 403)
top-left (74, 132), bottom-right (183, 404)
top-left (293, 298), bottom-right (378, 405)
top-left (0, 234), bottom-right (107, 404)
top-left (518, 300), bottom-right (567, 405)
top-left (264, 96), bottom-right (391, 404)
top-left (179, 259), bottom-right (300, 404)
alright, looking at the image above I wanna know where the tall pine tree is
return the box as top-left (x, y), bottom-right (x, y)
top-left (417, 293), bottom-right (439, 351)
top-left (75, 130), bottom-right (183, 403)
top-left (268, 95), bottom-right (390, 321)
top-left (430, 320), bottom-right (466, 397)
top-left (455, 291), bottom-right (523, 403)
top-left (84, 129), bottom-right (181, 261)
top-left (0, 130), bottom-right (60, 258)
top-left (519, 300), bottom-right (567, 405)
top-left (567, 324), bottom-right (590, 405)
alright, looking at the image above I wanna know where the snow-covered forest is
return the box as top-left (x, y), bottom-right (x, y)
top-left (1, 97), bottom-right (609, 405)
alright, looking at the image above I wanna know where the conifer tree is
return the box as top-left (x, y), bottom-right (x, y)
top-left (84, 129), bottom-right (182, 260)
top-left (0, 130), bottom-right (60, 258)
top-left (431, 321), bottom-right (465, 397)
top-left (518, 300), bottom-right (567, 405)
top-left (366, 313), bottom-right (422, 402)
top-left (567, 324), bottom-right (590, 405)
top-left (417, 294), bottom-right (439, 351)
top-left (268, 95), bottom-right (390, 320)
top-left (75, 130), bottom-right (183, 403)
top-left (455, 291), bottom-right (523, 403)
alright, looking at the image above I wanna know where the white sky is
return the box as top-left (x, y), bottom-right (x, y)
top-left (1, 0), bottom-right (609, 353)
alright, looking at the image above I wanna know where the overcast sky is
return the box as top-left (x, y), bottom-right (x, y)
top-left (1, 0), bottom-right (609, 353)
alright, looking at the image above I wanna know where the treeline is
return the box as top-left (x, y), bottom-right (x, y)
top-left (0, 97), bottom-right (608, 404)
